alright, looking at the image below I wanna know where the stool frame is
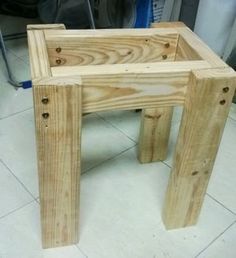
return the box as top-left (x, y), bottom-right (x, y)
top-left (27, 22), bottom-right (236, 248)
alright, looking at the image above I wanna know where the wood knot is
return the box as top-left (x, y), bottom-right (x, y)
top-left (162, 54), bottom-right (167, 60)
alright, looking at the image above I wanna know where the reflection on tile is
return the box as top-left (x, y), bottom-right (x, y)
top-left (78, 148), bottom-right (236, 258)
top-left (0, 202), bottom-right (85, 258)
top-left (0, 161), bottom-right (33, 218)
top-left (198, 222), bottom-right (236, 258)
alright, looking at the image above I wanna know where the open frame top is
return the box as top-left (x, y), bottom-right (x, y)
top-left (27, 22), bottom-right (231, 113)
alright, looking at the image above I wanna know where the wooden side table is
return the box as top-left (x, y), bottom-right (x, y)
top-left (27, 22), bottom-right (236, 248)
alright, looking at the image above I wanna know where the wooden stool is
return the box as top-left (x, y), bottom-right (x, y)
top-left (27, 22), bottom-right (236, 248)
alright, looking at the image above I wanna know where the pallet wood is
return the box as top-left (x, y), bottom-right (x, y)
top-left (163, 68), bottom-right (236, 228)
top-left (27, 22), bottom-right (236, 249)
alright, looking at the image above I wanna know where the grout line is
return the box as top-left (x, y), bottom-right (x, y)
top-left (0, 199), bottom-right (35, 220)
top-left (0, 107), bottom-right (33, 120)
top-left (96, 112), bottom-right (138, 144)
top-left (0, 159), bottom-right (37, 201)
top-left (75, 245), bottom-right (88, 258)
top-left (82, 144), bottom-right (137, 175)
top-left (194, 220), bottom-right (236, 258)
top-left (206, 193), bottom-right (236, 215)
top-left (162, 160), bottom-right (172, 169)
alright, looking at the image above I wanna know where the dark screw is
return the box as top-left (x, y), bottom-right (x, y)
top-left (219, 99), bottom-right (226, 105)
top-left (42, 113), bottom-right (49, 119)
top-left (56, 47), bottom-right (61, 53)
top-left (41, 97), bottom-right (49, 104)
top-left (56, 58), bottom-right (62, 65)
top-left (223, 87), bottom-right (229, 93)
top-left (162, 54), bottom-right (167, 60)
top-left (164, 42), bottom-right (170, 48)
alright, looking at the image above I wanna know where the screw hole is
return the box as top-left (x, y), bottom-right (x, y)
top-left (41, 97), bottom-right (49, 104)
top-left (164, 42), bottom-right (170, 48)
top-left (42, 113), bottom-right (49, 119)
top-left (56, 58), bottom-right (62, 65)
top-left (56, 47), bottom-right (61, 53)
top-left (223, 87), bottom-right (229, 93)
top-left (219, 99), bottom-right (226, 105)
top-left (162, 54), bottom-right (167, 60)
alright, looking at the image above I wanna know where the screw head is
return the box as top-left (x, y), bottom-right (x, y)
top-left (219, 99), bottom-right (226, 105)
top-left (164, 42), bottom-right (170, 48)
top-left (56, 47), bottom-right (61, 53)
top-left (223, 87), bottom-right (229, 93)
top-left (162, 54), bottom-right (167, 60)
top-left (41, 97), bottom-right (49, 104)
top-left (42, 113), bottom-right (49, 119)
top-left (56, 58), bottom-right (62, 65)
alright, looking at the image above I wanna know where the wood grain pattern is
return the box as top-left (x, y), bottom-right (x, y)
top-left (177, 27), bottom-right (227, 67)
top-left (33, 79), bottom-right (82, 248)
top-left (138, 22), bottom-right (182, 164)
top-left (27, 30), bottom-right (51, 79)
top-left (163, 68), bottom-right (236, 229)
top-left (27, 24), bottom-right (66, 30)
top-left (138, 107), bottom-right (173, 163)
top-left (51, 61), bottom-right (211, 113)
top-left (45, 28), bottom-right (178, 66)
top-left (175, 35), bottom-right (201, 61)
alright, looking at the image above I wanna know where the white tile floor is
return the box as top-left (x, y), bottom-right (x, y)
top-left (0, 20), bottom-right (236, 258)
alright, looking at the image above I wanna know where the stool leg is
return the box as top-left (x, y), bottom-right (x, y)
top-left (163, 68), bottom-right (236, 229)
top-left (33, 83), bottom-right (82, 248)
top-left (138, 107), bottom-right (173, 163)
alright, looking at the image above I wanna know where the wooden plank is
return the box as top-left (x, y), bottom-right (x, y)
top-left (163, 67), bottom-right (236, 229)
top-left (175, 35), bottom-right (201, 61)
top-left (51, 60), bottom-right (210, 77)
top-left (27, 30), bottom-right (51, 79)
top-left (27, 24), bottom-right (66, 30)
top-left (138, 22), bottom-right (182, 164)
top-left (138, 107), bottom-right (173, 163)
top-left (152, 22), bottom-right (201, 61)
top-left (33, 77), bottom-right (82, 248)
top-left (50, 61), bottom-right (211, 113)
top-left (45, 29), bottom-right (178, 66)
top-left (177, 27), bottom-right (227, 67)
top-left (151, 21), bottom-right (186, 28)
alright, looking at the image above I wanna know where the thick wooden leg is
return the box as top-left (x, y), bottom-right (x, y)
top-left (33, 81), bottom-right (82, 248)
top-left (138, 107), bottom-right (173, 163)
top-left (163, 68), bottom-right (236, 229)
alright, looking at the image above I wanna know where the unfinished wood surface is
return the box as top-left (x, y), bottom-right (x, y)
top-left (177, 27), bottom-right (227, 67)
top-left (27, 30), bottom-right (51, 79)
top-left (175, 35), bottom-right (201, 61)
top-left (163, 68), bottom-right (236, 229)
top-left (45, 28), bottom-right (178, 66)
top-left (138, 22), bottom-right (181, 164)
top-left (138, 107), bottom-right (173, 163)
top-left (27, 24), bottom-right (66, 30)
top-left (51, 61), bottom-right (210, 113)
top-left (33, 78), bottom-right (82, 248)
